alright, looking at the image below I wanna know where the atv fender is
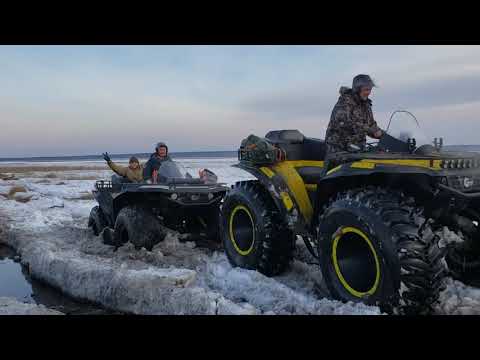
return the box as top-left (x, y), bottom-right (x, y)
top-left (315, 161), bottom-right (443, 220)
top-left (319, 161), bottom-right (443, 191)
top-left (234, 163), bottom-right (306, 233)
top-left (93, 189), bottom-right (115, 227)
top-left (321, 160), bottom-right (442, 180)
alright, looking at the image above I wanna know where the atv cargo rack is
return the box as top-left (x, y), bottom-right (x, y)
top-left (238, 147), bottom-right (286, 164)
top-left (95, 180), bottom-right (122, 192)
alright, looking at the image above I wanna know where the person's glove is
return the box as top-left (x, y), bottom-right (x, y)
top-left (102, 152), bottom-right (111, 162)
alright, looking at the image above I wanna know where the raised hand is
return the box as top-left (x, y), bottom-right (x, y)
top-left (102, 152), bottom-right (111, 162)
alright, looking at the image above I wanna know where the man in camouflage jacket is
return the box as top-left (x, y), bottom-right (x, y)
top-left (325, 74), bottom-right (383, 153)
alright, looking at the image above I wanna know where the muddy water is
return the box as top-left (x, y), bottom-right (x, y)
top-left (0, 245), bottom-right (115, 314)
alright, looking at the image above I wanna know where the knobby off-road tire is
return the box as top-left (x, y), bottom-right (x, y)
top-left (220, 180), bottom-right (295, 277)
top-left (317, 187), bottom-right (447, 315)
top-left (445, 212), bottom-right (480, 287)
top-left (88, 206), bottom-right (108, 236)
top-left (113, 206), bottom-right (167, 251)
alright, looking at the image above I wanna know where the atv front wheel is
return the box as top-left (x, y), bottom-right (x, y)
top-left (113, 206), bottom-right (167, 251)
top-left (317, 187), bottom-right (447, 314)
top-left (220, 181), bottom-right (295, 276)
top-left (88, 206), bottom-right (107, 236)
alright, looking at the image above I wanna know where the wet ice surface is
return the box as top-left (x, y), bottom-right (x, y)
top-left (0, 245), bottom-right (112, 314)
top-left (0, 157), bottom-right (478, 315)
top-left (0, 297), bottom-right (63, 315)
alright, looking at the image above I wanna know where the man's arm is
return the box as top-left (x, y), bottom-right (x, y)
top-left (143, 159), bottom-right (152, 181)
top-left (366, 106), bottom-right (382, 139)
top-left (107, 161), bottom-right (128, 177)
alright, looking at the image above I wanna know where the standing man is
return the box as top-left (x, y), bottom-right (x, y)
top-left (325, 74), bottom-right (383, 153)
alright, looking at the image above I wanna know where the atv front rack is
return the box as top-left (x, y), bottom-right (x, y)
top-left (95, 180), bottom-right (122, 192)
top-left (238, 147), bottom-right (286, 164)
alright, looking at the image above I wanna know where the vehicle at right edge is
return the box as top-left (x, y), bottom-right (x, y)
top-left (219, 114), bottom-right (480, 314)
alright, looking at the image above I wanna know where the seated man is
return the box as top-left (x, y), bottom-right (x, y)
top-left (143, 142), bottom-right (175, 183)
top-left (102, 153), bottom-right (144, 183)
top-left (143, 141), bottom-right (219, 184)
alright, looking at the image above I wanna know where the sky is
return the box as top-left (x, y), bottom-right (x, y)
top-left (0, 45), bottom-right (479, 157)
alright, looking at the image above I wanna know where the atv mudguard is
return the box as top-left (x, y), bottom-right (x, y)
top-left (317, 159), bottom-right (442, 199)
top-left (93, 189), bottom-right (115, 227)
top-left (234, 162), bottom-right (308, 234)
top-left (320, 160), bottom-right (442, 181)
top-left (316, 159), bottom-right (480, 216)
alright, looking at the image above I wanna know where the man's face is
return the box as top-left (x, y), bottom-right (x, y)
top-left (157, 147), bottom-right (167, 157)
top-left (129, 161), bottom-right (139, 170)
top-left (359, 87), bottom-right (372, 100)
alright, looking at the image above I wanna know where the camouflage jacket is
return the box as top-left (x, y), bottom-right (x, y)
top-left (325, 87), bottom-right (380, 152)
top-left (107, 161), bottom-right (144, 183)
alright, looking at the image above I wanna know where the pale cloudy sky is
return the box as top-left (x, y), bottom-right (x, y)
top-left (0, 45), bottom-right (479, 157)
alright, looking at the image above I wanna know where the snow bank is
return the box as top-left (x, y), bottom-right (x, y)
top-left (200, 253), bottom-right (379, 315)
top-left (3, 227), bottom-right (257, 315)
top-left (436, 278), bottom-right (480, 315)
top-left (0, 297), bottom-right (63, 315)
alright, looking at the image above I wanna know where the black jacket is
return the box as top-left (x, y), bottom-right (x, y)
top-left (143, 153), bottom-right (172, 181)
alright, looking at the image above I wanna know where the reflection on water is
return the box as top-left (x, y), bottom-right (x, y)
top-left (0, 246), bottom-right (115, 314)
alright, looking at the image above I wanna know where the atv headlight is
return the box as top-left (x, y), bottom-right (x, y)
top-left (171, 193), bottom-right (178, 200)
top-left (208, 193), bottom-right (214, 200)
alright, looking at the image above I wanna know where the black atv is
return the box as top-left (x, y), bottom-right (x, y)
top-left (220, 115), bottom-right (480, 314)
top-left (88, 165), bottom-right (229, 250)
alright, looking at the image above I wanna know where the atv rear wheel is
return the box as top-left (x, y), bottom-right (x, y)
top-left (113, 206), bottom-right (167, 251)
top-left (88, 206), bottom-right (107, 236)
top-left (220, 181), bottom-right (295, 277)
top-left (317, 187), bottom-right (447, 314)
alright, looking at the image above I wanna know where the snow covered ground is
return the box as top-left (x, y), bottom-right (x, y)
top-left (0, 157), bottom-right (479, 315)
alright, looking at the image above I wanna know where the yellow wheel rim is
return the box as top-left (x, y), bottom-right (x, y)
top-left (332, 227), bottom-right (381, 298)
top-left (229, 205), bottom-right (255, 256)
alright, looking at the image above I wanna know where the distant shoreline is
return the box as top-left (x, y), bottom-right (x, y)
top-left (0, 150), bottom-right (238, 163)
top-left (1, 145), bottom-right (480, 163)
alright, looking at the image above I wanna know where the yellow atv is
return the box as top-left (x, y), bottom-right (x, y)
top-left (220, 126), bottom-right (480, 314)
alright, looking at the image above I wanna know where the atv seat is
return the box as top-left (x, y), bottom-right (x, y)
top-left (265, 130), bottom-right (327, 161)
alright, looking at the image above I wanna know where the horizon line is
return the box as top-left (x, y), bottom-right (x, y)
top-left (0, 149), bottom-right (238, 161)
